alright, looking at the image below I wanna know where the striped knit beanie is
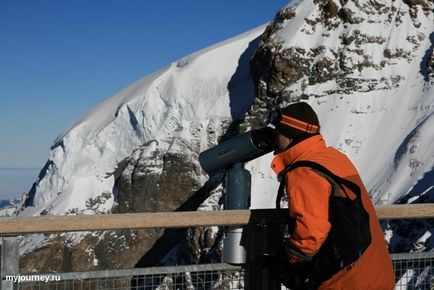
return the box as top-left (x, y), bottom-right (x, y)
top-left (273, 102), bottom-right (320, 140)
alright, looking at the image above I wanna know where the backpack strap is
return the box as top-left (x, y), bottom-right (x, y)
top-left (276, 165), bottom-right (295, 209)
top-left (275, 160), bottom-right (362, 209)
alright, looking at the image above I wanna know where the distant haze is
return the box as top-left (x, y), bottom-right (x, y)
top-left (0, 168), bottom-right (39, 200)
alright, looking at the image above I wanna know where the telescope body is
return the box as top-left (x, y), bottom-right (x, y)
top-left (198, 128), bottom-right (276, 266)
top-left (199, 128), bottom-right (275, 174)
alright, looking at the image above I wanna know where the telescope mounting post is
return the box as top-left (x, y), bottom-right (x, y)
top-left (223, 162), bottom-right (250, 265)
top-left (224, 162), bottom-right (281, 290)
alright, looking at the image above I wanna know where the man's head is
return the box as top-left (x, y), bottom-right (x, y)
top-left (269, 102), bottom-right (320, 152)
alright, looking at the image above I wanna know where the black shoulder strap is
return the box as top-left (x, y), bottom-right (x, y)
top-left (275, 160), bottom-right (362, 209)
top-left (275, 165), bottom-right (294, 209)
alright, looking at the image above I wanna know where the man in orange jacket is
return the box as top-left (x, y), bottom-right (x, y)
top-left (269, 102), bottom-right (395, 289)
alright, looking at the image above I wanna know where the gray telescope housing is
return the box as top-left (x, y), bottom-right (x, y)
top-left (198, 127), bottom-right (276, 265)
top-left (199, 127), bottom-right (276, 174)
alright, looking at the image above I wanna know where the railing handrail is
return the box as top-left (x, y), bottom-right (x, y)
top-left (0, 204), bottom-right (433, 235)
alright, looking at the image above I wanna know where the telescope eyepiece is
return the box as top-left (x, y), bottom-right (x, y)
top-left (250, 127), bottom-right (277, 150)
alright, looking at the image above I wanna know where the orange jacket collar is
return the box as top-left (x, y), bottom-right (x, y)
top-left (271, 134), bottom-right (326, 176)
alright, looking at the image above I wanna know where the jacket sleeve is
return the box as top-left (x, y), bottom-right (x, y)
top-left (285, 167), bottom-right (331, 264)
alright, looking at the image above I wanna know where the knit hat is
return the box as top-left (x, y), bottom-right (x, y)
top-left (271, 102), bottom-right (320, 140)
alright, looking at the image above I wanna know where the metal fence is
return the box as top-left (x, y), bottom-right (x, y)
top-left (13, 264), bottom-right (244, 290)
top-left (7, 252), bottom-right (433, 290)
top-left (392, 252), bottom-right (434, 290)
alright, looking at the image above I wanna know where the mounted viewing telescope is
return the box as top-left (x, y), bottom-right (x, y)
top-left (199, 127), bottom-right (276, 265)
top-left (199, 127), bottom-right (276, 174)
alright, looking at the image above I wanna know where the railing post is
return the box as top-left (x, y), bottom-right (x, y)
top-left (1, 236), bottom-right (18, 290)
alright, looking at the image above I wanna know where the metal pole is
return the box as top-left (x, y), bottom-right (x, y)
top-left (1, 236), bottom-right (18, 290)
top-left (224, 162), bottom-right (250, 265)
top-left (223, 163), bottom-right (280, 289)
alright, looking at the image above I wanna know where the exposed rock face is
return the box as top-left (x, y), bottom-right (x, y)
top-left (113, 139), bottom-right (202, 214)
top-left (426, 34), bottom-right (434, 78)
top-left (429, 49), bottom-right (434, 75)
top-left (20, 229), bottom-right (162, 273)
top-left (110, 124), bottom-right (225, 268)
top-left (175, 190), bottom-right (224, 265)
top-left (250, 0), bottom-right (433, 112)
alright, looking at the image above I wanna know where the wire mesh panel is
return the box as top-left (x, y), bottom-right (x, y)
top-left (392, 252), bottom-right (434, 290)
top-left (131, 270), bottom-right (244, 290)
top-left (15, 264), bottom-right (245, 290)
top-left (10, 252), bottom-right (434, 290)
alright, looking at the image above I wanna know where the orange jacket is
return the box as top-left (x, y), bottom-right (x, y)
top-left (271, 134), bottom-right (395, 289)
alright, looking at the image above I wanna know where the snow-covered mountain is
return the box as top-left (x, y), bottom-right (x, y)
top-left (21, 24), bottom-right (266, 217)
top-left (20, 0), bottom-right (433, 273)
top-left (0, 195), bottom-right (25, 217)
top-left (19, 24), bottom-right (269, 272)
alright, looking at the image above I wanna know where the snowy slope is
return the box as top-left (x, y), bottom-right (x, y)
top-left (21, 25), bottom-right (268, 217)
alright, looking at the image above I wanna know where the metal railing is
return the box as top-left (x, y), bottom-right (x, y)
top-left (0, 204), bottom-right (433, 290)
top-left (5, 252), bottom-right (433, 290)
top-left (0, 205), bottom-right (433, 235)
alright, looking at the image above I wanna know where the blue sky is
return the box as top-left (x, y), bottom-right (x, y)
top-left (0, 0), bottom-right (287, 169)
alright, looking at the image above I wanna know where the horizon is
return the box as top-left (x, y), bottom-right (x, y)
top-left (0, 168), bottom-right (39, 200)
top-left (0, 167), bottom-right (41, 170)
